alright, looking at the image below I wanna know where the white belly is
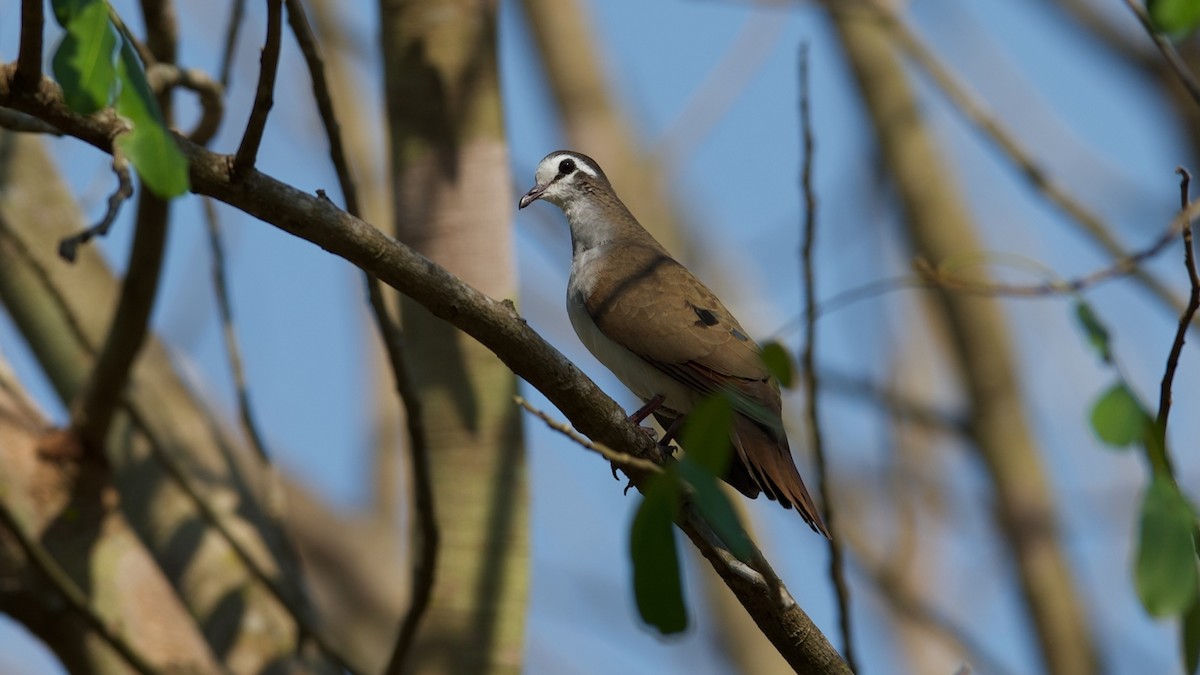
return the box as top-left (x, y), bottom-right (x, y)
top-left (566, 280), bottom-right (698, 415)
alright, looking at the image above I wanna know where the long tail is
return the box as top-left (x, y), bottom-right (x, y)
top-left (729, 414), bottom-right (830, 538)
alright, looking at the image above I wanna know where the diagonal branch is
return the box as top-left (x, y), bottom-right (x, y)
top-left (0, 68), bottom-right (849, 673)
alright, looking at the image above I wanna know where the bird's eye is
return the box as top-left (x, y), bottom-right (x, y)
top-left (558, 158), bottom-right (576, 175)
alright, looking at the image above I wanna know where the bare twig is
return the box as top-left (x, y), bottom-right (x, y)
top-left (797, 45), bottom-right (857, 672)
top-left (146, 63), bottom-right (225, 145)
top-left (1123, 0), bottom-right (1200, 109)
top-left (374, 281), bottom-right (438, 675)
top-left (283, 0), bottom-right (359, 215)
top-left (16, 0), bottom-right (43, 90)
top-left (821, 369), bottom-right (969, 435)
top-left (279, 1), bottom-right (442, 666)
top-left (202, 199), bottom-right (271, 463)
top-left (916, 200), bottom-right (1200, 297)
top-left (1156, 167), bottom-right (1200, 434)
top-left (867, 3), bottom-right (1188, 317)
top-left (654, 11), bottom-right (787, 164)
top-left (0, 495), bottom-right (159, 675)
top-left (848, 550), bottom-right (1019, 675)
top-left (0, 107), bottom-right (63, 134)
top-left (219, 0), bottom-right (248, 89)
top-left (58, 144), bottom-right (134, 263)
top-left (234, 0), bottom-right (283, 176)
top-left (515, 396), bottom-right (663, 475)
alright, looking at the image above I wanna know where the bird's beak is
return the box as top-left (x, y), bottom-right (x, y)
top-left (519, 184), bottom-right (548, 209)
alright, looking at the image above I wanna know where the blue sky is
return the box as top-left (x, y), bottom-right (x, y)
top-left (1, 0), bottom-right (1197, 673)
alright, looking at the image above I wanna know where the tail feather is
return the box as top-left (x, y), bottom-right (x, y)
top-left (730, 414), bottom-right (830, 538)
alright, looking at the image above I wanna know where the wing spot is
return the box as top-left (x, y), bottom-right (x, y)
top-left (731, 328), bottom-right (749, 342)
top-left (692, 305), bottom-right (719, 327)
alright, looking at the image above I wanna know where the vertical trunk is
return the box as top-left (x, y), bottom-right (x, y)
top-left (379, 1), bottom-right (528, 672)
top-left (830, 12), bottom-right (1097, 675)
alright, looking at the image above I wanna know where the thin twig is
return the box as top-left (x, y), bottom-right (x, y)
top-left (58, 144), bottom-right (134, 263)
top-left (234, 0), bottom-right (283, 176)
top-left (219, 0), bottom-right (248, 89)
top-left (820, 369), bottom-right (970, 436)
top-left (67, 177), bottom-right (170, 454)
top-left (0, 495), bottom-right (159, 675)
top-left (515, 396), bottom-right (664, 475)
top-left (373, 282), bottom-right (437, 675)
top-left (146, 64), bottom-right (225, 146)
top-left (797, 45), bottom-right (857, 673)
top-left (281, 4), bottom-right (440, 668)
top-left (16, 0), bottom-right (43, 90)
top-left (1123, 0), bottom-right (1200, 109)
top-left (866, 3), bottom-right (1188, 317)
top-left (202, 199), bottom-right (271, 463)
top-left (847, 551), bottom-right (1019, 675)
top-left (1156, 167), bottom-right (1200, 434)
top-left (284, 0), bottom-right (359, 215)
top-left (916, 200), bottom-right (1200, 297)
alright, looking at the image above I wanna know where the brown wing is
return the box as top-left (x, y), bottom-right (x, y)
top-left (586, 244), bottom-right (829, 536)
top-left (582, 243), bottom-right (769, 390)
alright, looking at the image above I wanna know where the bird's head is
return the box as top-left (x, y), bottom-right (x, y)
top-left (519, 150), bottom-right (609, 210)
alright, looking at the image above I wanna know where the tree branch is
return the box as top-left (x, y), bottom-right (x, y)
top-left (234, 0), bottom-right (283, 175)
top-left (0, 67), bottom-right (849, 673)
top-left (16, 0), bottom-right (43, 90)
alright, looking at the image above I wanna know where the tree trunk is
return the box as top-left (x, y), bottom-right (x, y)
top-left (379, 1), bottom-right (529, 672)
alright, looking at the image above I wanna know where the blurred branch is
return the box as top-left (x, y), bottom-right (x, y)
top-left (234, 0), bottom-right (282, 175)
top-left (1054, 0), bottom-right (1155, 68)
top-left (1122, 0), bottom-right (1200, 108)
top-left (1, 66), bottom-right (853, 675)
top-left (0, 107), bottom-right (61, 134)
top-left (820, 368), bottom-right (969, 435)
top-left (826, 9), bottom-right (1099, 674)
top-left (798, 44), bottom-right (857, 673)
top-left (654, 10), bottom-right (787, 164)
top-left (203, 198), bottom-right (272, 463)
top-left (0, 126), bottom-right (348, 672)
top-left (0, 492), bottom-right (160, 675)
top-left (520, 0), bottom-right (684, 253)
top-left (58, 144), bottom-right (134, 263)
top-left (914, 201), bottom-right (1200, 297)
top-left (219, 0), bottom-right (248, 88)
top-left (865, 3), bottom-right (1191, 319)
top-left (281, 2), bottom-right (440, 666)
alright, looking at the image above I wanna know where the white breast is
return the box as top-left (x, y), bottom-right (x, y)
top-left (567, 249), bottom-right (698, 415)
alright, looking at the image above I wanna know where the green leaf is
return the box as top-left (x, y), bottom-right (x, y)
top-left (1135, 476), bottom-right (1198, 617)
top-left (1183, 592), bottom-right (1200, 674)
top-left (629, 474), bottom-right (687, 634)
top-left (1149, 0), bottom-right (1200, 38)
top-left (760, 341), bottom-right (795, 388)
top-left (1090, 383), bottom-right (1151, 448)
top-left (681, 395), bottom-right (734, 475)
top-left (1074, 301), bottom-right (1112, 364)
top-left (114, 42), bottom-right (189, 197)
top-left (51, 0), bottom-right (117, 114)
top-left (50, 0), bottom-right (93, 25)
top-left (678, 458), bottom-right (752, 561)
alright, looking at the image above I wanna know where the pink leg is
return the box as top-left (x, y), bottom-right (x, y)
top-left (628, 394), bottom-right (666, 425)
